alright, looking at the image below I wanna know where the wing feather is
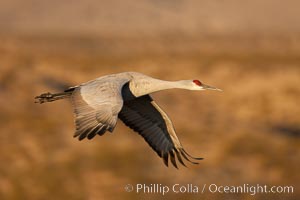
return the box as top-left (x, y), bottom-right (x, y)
top-left (71, 77), bottom-right (129, 140)
top-left (119, 83), bottom-right (202, 168)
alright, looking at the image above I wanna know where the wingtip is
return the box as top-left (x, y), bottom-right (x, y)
top-left (180, 149), bottom-right (202, 165)
top-left (182, 148), bottom-right (204, 160)
top-left (169, 151), bottom-right (178, 169)
top-left (174, 149), bottom-right (187, 167)
top-left (162, 152), bottom-right (169, 167)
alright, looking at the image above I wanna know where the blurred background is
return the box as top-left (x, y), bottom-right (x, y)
top-left (0, 0), bottom-right (299, 199)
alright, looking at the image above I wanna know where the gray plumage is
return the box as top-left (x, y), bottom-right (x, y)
top-left (35, 72), bottom-right (221, 168)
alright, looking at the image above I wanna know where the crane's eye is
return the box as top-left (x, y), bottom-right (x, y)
top-left (193, 80), bottom-right (202, 86)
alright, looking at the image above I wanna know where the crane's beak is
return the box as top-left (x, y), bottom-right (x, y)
top-left (202, 84), bottom-right (222, 91)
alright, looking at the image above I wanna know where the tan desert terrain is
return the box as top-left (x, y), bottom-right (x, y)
top-left (0, 1), bottom-right (299, 199)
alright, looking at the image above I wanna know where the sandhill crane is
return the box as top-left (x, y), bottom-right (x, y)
top-left (35, 72), bottom-right (221, 168)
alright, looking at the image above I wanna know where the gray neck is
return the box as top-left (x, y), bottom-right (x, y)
top-left (129, 78), bottom-right (189, 97)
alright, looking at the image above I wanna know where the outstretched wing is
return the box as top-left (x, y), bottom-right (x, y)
top-left (118, 84), bottom-right (202, 168)
top-left (71, 77), bottom-right (129, 140)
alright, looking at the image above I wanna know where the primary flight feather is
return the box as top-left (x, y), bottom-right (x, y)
top-left (35, 72), bottom-right (221, 168)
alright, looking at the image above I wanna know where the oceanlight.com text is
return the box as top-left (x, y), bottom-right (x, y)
top-left (124, 183), bottom-right (294, 196)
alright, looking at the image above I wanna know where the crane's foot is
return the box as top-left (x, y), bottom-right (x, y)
top-left (35, 92), bottom-right (54, 104)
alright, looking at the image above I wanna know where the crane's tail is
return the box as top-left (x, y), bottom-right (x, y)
top-left (35, 88), bottom-right (76, 104)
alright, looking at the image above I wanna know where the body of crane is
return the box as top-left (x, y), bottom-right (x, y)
top-left (35, 72), bottom-right (221, 168)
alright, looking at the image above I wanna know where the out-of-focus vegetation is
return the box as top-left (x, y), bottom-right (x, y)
top-left (0, 1), bottom-right (299, 200)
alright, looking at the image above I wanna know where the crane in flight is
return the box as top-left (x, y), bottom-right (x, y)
top-left (35, 72), bottom-right (221, 168)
